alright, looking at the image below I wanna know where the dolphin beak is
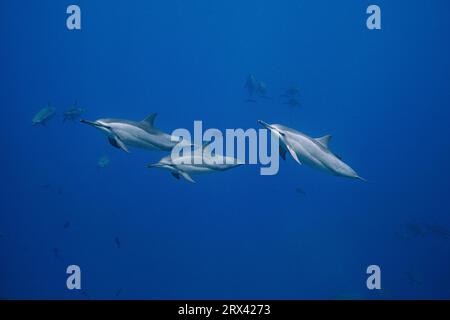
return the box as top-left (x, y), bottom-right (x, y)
top-left (258, 120), bottom-right (285, 138)
top-left (80, 119), bottom-right (98, 127)
top-left (80, 119), bottom-right (108, 129)
top-left (147, 163), bottom-right (163, 168)
top-left (257, 120), bottom-right (273, 130)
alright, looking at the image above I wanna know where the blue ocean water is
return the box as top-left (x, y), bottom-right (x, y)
top-left (1, 0), bottom-right (450, 299)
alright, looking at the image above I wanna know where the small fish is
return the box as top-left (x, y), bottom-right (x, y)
top-left (295, 187), bottom-right (306, 195)
top-left (115, 288), bottom-right (122, 298)
top-left (63, 221), bottom-right (71, 229)
top-left (97, 155), bottom-right (111, 169)
top-left (114, 237), bottom-right (121, 249)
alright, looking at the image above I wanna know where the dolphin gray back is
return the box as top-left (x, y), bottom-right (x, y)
top-left (101, 113), bottom-right (164, 135)
top-left (279, 125), bottom-right (338, 156)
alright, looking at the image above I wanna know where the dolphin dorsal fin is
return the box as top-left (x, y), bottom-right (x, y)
top-left (315, 135), bottom-right (332, 149)
top-left (141, 113), bottom-right (158, 128)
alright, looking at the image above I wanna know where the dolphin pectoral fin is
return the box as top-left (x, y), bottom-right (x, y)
top-left (279, 145), bottom-right (287, 161)
top-left (285, 144), bottom-right (302, 164)
top-left (179, 171), bottom-right (196, 183)
top-left (108, 136), bottom-right (130, 153)
top-left (171, 172), bottom-right (181, 180)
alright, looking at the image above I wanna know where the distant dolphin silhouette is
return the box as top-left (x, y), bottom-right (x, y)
top-left (63, 101), bottom-right (85, 122)
top-left (258, 120), bottom-right (365, 181)
top-left (244, 74), bottom-right (258, 96)
top-left (32, 103), bottom-right (56, 126)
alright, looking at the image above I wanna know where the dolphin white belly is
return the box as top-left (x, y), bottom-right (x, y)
top-left (286, 133), bottom-right (359, 178)
top-left (148, 153), bottom-right (242, 183)
top-left (172, 155), bottom-right (222, 174)
top-left (176, 164), bottom-right (213, 174)
top-left (113, 123), bottom-right (162, 150)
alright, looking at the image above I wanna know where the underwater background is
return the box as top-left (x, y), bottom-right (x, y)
top-left (1, 0), bottom-right (450, 299)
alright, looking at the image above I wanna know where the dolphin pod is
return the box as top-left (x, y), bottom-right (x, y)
top-left (79, 112), bottom-right (364, 183)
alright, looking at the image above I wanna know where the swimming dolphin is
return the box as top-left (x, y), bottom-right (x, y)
top-left (80, 113), bottom-right (182, 153)
top-left (244, 74), bottom-right (258, 97)
top-left (256, 81), bottom-right (272, 99)
top-left (114, 236), bottom-right (121, 249)
top-left (256, 81), bottom-right (268, 95)
top-left (258, 120), bottom-right (365, 181)
top-left (147, 144), bottom-right (242, 183)
top-left (32, 103), bottom-right (56, 126)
